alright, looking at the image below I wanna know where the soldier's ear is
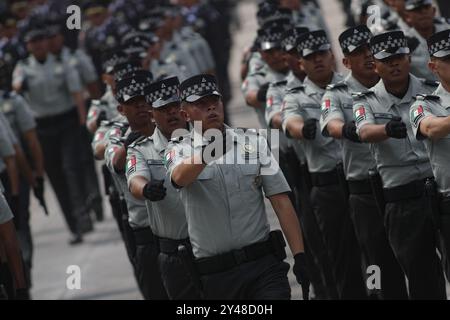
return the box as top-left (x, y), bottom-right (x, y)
top-left (342, 56), bottom-right (351, 70)
top-left (180, 107), bottom-right (191, 122)
top-left (117, 104), bottom-right (125, 116)
top-left (299, 58), bottom-right (305, 72)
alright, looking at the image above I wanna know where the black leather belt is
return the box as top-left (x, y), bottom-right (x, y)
top-left (133, 227), bottom-right (156, 246)
top-left (35, 108), bottom-right (78, 127)
top-left (195, 235), bottom-right (280, 276)
top-left (383, 178), bottom-right (430, 203)
top-left (310, 169), bottom-right (339, 187)
top-left (348, 179), bottom-right (372, 195)
top-left (158, 237), bottom-right (191, 254)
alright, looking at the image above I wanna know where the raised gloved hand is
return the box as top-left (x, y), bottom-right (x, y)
top-left (95, 110), bottom-right (107, 128)
top-left (293, 252), bottom-right (311, 300)
top-left (342, 121), bottom-right (361, 143)
top-left (143, 180), bottom-right (167, 202)
top-left (302, 119), bottom-right (317, 140)
top-left (257, 83), bottom-right (270, 103)
top-left (385, 116), bottom-right (407, 139)
top-left (124, 131), bottom-right (143, 150)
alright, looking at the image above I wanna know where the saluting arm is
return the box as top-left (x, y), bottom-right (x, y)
top-left (286, 117), bottom-right (305, 140)
top-left (359, 124), bottom-right (389, 143)
top-left (129, 176), bottom-right (149, 200)
top-left (419, 115), bottom-right (450, 141)
top-left (171, 154), bottom-right (206, 187)
top-left (269, 193), bottom-right (304, 256)
top-left (326, 119), bottom-right (345, 139)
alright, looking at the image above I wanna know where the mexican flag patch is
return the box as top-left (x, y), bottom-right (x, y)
top-left (126, 155), bottom-right (137, 175)
top-left (411, 105), bottom-right (425, 127)
top-left (266, 96), bottom-right (273, 108)
top-left (355, 106), bottom-right (366, 124)
top-left (321, 99), bottom-right (331, 118)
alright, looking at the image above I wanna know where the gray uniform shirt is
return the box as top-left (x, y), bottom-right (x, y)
top-left (165, 127), bottom-right (290, 258)
top-left (0, 112), bottom-right (17, 173)
top-left (126, 127), bottom-right (188, 240)
top-left (320, 73), bottom-right (376, 180)
top-left (242, 65), bottom-right (289, 128)
top-left (104, 124), bottom-right (150, 229)
top-left (12, 54), bottom-right (82, 118)
top-left (354, 74), bottom-right (436, 188)
top-left (0, 91), bottom-right (36, 142)
top-left (0, 180), bottom-right (13, 224)
top-left (179, 27), bottom-right (215, 72)
top-left (282, 73), bottom-right (344, 173)
top-left (60, 46), bottom-right (98, 86)
top-left (410, 84), bottom-right (450, 194)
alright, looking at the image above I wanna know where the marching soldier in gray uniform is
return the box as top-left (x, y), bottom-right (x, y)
top-left (354, 30), bottom-right (446, 299)
top-left (243, 24), bottom-right (291, 128)
top-left (104, 71), bottom-right (167, 300)
top-left (47, 21), bottom-right (104, 222)
top-left (320, 25), bottom-right (407, 299)
top-left (12, 25), bottom-right (92, 244)
top-left (402, 0), bottom-right (450, 80)
top-left (127, 76), bottom-right (200, 300)
top-left (165, 74), bottom-right (309, 300)
top-left (0, 58), bottom-right (45, 292)
top-left (0, 181), bottom-right (28, 300)
top-left (409, 29), bottom-right (450, 282)
top-left (282, 30), bottom-right (367, 299)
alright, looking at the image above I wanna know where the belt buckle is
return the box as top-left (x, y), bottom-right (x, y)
top-left (232, 249), bottom-right (248, 265)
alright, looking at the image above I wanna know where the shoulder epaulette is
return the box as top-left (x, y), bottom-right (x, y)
top-left (287, 85), bottom-right (305, 93)
top-left (249, 71), bottom-right (266, 77)
top-left (415, 94), bottom-right (440, 101)
top-left (128, 136), bottom-right (149, 148)
top-left (170, 135), bottom-right (185, 144)
top-left (270, 80), bottom-right (288, 87)
top-left (422, 79), bottom-right (440, 87)
top-left (235, 127), bottom-right (259, 135)
top-left (351, 91), bottom-right (375, 99)
top-left (100, 120), bottom-right (114, 127)
top-left (326, 81), bottom-right (347, 91)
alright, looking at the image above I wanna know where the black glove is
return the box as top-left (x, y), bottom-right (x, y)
top-left (13, 288), bottom-right (30, 300)
top-left (342, 121), bottom-right (361, 143)
top-left (33, 176), bottom-right (45, 201)
top-left (385, 116), bottom-right (407, 139)
top-left (256, 83), bottom-right (270, 103)
top-left (124, 131), bottom-right (143, 150)
top-left (95, 110), bottom-right (107, 127)
top-left (293, 252), bottom-right (311, 300)
top-left (143, 180), bottom-right (167, 201)
top-left (201, 134), bottom-right (229, 164)
top-left (302, 118), bottom-right (317, 140)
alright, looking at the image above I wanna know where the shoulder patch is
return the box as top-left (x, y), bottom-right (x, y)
top-left (270, 80), bottom-right (288, 88)
top-left (326, 81), bottom-right (347, 91)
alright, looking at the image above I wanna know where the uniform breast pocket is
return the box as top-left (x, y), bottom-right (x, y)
top-left (239, 164), bottom-right (262, 191)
